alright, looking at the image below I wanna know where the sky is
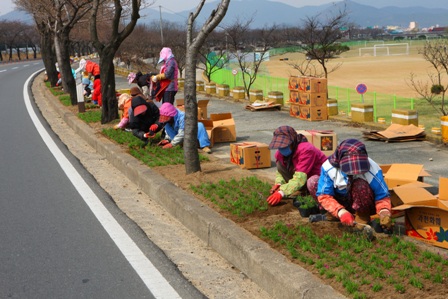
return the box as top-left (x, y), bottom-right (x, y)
top-left (0, 0), bottom-right (344, 15)
top-left (1, 0), bottom-right (444, 15)
top-left (156, 0), bottom-right (331, 13)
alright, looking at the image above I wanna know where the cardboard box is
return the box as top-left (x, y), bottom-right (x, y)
top-left (230, 142), bottom-right (271, 169)
top-left (380, 163), bottom-right (432, 209)
top-left (381, 163), bottom-right (431, 188)
top-left (290, 103), bottom-right (328, 121)
top-left (393, 177), bottom-right (448, 250)
top-left (176, 99), bottom-right (209, 119)
top-left (288, 76), bottom-right (327, 93)
top-left (288, 76), bottom-right (301, 90)
top-left (297, 92), bottom-right (327, 106)
top-left (300, 77), bottom-right (327, 93)
top-left (289, 90), bottom-right (300, 103)
top-left (296, 130), bottom-right (337, 156)
top-left (380, 164), bottom-right (431, 183)
top-left (199, 113), bottom-right (236, 146)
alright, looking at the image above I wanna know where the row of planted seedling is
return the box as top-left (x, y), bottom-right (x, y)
top-left (260, 220), bottom-right (448, 298)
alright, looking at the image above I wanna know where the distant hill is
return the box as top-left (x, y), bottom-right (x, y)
top-left (137, 0), bottom-right (448, 29)
top-left (2, 0), bottom-right (448, 29)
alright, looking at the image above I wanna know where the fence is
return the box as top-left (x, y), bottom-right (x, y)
top-left (211, 69), bottom-right (448, 128)
top-left (210, 68), bottom-right (431, 125)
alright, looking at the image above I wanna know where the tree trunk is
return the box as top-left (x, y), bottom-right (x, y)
top-left (39, 24), bottom-right (58, 87)
top-left (100, 49), bottom-right (119, 124)
top-left (56, 32), bottom-right (77, 105)
top-left (184, 51), bottom-right (201, 174)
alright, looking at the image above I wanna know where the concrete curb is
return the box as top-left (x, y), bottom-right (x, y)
top-left (33, 74), bottom-right (346, 298)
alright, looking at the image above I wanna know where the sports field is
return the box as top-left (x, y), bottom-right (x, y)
top-left (260, 40), bottom-right (445, 129)
top-left (265, 41), bottom-right (431, 98)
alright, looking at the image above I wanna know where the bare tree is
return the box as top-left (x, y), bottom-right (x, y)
top-left (408, 40), bottom-right (448, 116)
top-left (88, 0), bottom-right (145, 123)
top-left (15, 0), bottom-right (92, 104)
top-left (225, 19), bottom-right (277, 97)
top-left (293, 5), bottom-right (349, 78)
top-left (184, 0), bottom-right (230, 174)
top-left (0, 20), bottom-right (24, 61)
top-left (197, 30), bottom-right (228, 82)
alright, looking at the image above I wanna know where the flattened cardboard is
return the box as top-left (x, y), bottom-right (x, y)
top-left (230, 142), bottom-right (271, 169)
top-left (199, 113), bottom-right (236, 146)
top-left (377, 124), bottom-right (425, 140)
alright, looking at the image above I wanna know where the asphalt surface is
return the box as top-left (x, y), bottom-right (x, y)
top-left (33, 72), bottom-right (448, 299)
top-left (0, 62), bottom-right (155, 298)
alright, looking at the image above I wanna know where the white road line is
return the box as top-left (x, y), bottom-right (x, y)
top-left (0, 70), bottom-right (6, 73)
top-left (12, 67), bottom-right (18, 69)
top-left (23, 64), bottom-right (30, 67)
top-left (23, 69), bottom-right (181, 299)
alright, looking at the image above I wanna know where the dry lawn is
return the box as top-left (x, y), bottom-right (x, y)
top-left (265, 42), bottom-right (433, 98)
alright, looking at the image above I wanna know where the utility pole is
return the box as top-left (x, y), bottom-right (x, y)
top-left (159, 6), bottom-right (164, 45)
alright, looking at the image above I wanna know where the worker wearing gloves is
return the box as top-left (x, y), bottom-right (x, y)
top-left (316, 138), bottom-right (392, 230)
top-left (267, 126), bottom-right (327, 206)
top-left (128, 95), bottom-right (162, 146)
top-left (155, 103), bottom-right (211, 153)
top-left (152, 47), bottom-right (179, 104)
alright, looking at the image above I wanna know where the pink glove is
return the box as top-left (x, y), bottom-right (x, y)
top-left (150, 124), bottom-right (158, 132)
top-left (270, 184), bottom-right (281, 194)
top-left (339, 211), bottom-right (355, 226)
top-left (267, 192), bottom-right (283, 206)
top-left (162, 143), bottom-right (173, 149)
top-left (158, 140), bottom-right (170, 146)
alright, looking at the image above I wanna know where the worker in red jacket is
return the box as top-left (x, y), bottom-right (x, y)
top-left (77, 59), bottom-right (102, 106)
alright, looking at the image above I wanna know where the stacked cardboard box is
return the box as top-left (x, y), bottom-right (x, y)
top-left (288, 76), bottom-right (328, 121)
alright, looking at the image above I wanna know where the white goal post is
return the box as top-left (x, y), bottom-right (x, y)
top-left (359, 43), bottom-right (410, 57)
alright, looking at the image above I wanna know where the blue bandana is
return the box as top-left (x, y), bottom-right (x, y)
top-left (278, 147), bottom-right (292, 157)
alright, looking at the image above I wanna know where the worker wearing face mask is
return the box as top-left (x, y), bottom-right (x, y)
top-left (267, 126), bottom-right (327, 206)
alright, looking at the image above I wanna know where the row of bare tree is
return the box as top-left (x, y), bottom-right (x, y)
top-left (11, 0), bottom-right (232, 174)
top-left (0, 20), bottom-right (39, 61)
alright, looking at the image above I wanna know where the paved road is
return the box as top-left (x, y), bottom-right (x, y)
top-left (0, 61), bottom-right (204, 298)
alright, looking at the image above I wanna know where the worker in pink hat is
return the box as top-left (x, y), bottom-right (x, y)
top-left (154, 103), bottom-right (211, 153)
top-left (152, 47), bottom-right (179, 104)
